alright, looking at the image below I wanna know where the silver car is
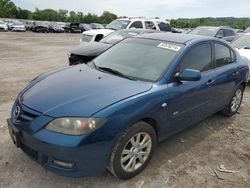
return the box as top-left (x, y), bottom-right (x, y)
top-left (189, 26), bottom-right (237, 42)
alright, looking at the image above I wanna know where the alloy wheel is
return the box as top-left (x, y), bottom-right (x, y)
top-left (231, 89), bottom-right (242, 112)
top-left (120, 132), bottom-right (152, 172)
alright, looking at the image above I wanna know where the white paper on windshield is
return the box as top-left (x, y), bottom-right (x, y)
top-left (157, 43), bottom-right (181, 51)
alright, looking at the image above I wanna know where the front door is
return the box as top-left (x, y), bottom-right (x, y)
top-left (161, 42), bottom-right (218, 137)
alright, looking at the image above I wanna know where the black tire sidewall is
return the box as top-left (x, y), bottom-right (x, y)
top-left (110, 122), bottom-right (157, 179)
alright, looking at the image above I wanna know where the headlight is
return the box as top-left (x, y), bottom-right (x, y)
top-left (46, 117), bottom-right (106, 135)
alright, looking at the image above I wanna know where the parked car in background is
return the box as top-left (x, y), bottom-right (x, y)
top-left (80, 28), bottom-right (114, 43)
top-left (90, 23), bottom-right (104, 29)
top-left (80, 23), bottom-right (92, 32)
top-left (68, 29), bottom-right (160, 65)
top-left (64, 23), bottom-right (82, 33)
top-left (232, 33), bottom-right (250, 80)
top-left (244, 27), bottom-right (250, 33)
top-left (106, 18), bottom-right (172, 32)
top-left (7, 33), bottom-right (248, 179)
top-left (189, 26), bottom-right (237, 42)
top-left (25, 21), bottom-right (35, 31)
top-left (6, 21), bottom-right (14, 30)
top-left (32, 22), bottom-right (49, 33)
top-left (11, 21), bottom-right (26, 32)
top-left (78, 18), bottom-right (171, 45)
top-left (48, 22), bottom-right (64, 33)
top-left (0, 20), bottom-right (8, 31)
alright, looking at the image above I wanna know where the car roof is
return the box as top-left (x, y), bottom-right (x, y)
top-left (195, 26), bottom-right (234, 30)
top-left (134, 33), bottom-right (213, 44)
top-left (116, 18), bottom-right (170, 23)
top-left (119, 29), bottom-right (160, 33)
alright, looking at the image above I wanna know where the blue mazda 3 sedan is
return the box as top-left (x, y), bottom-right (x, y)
top-left (7, 33), bottom-right (249, 179)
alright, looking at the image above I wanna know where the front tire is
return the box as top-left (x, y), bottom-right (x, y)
top-left (109, 121), bottom-right (157, 179)
top-left (221, 85), bottom-right (244, 116)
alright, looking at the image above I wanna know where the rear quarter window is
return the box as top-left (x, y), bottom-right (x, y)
top-left (214, 43), bottom-right (235, 67)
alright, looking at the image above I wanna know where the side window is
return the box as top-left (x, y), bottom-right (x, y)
top-left (158, 22), bottom-right (171, 32)
top-left (216, 30), bottom-right (224, 38)
top-left (95, 34), bottom-right (104, 42)
top-left (214, 43), bottom-right (234, 67)
top-left (180, 43), bottom-right (212, 72)
top-left (224, 29), bottom-right (234, 37)
top-left (129, 21), bottom-right (143, 29)
top-left (145, 21), bottom-right (156, 30)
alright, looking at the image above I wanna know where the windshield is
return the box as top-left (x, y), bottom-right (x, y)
top-left (189, 27), bottom-right (218, 36)
top-left (232, 35), bottom-right (250, 49)
top-left (106, 20), bottom-right (130, 30)
top-left (100, 30), bottom-right (140, 44)
top-left (94, 38), bottom-right (183, 82)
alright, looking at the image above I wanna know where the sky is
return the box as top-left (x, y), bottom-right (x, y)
top-left (12, 0), bottom-right (250, 19)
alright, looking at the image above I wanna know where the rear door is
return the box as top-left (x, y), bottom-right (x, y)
top-left (162, 42), bottom-right (218, 136)
top-left (213, 42), bottom-right (238, 109)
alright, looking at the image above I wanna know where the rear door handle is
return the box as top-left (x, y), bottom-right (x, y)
top-left (232, 71), bottom-right (239, 77)
top-left (206, 80), bottom-right (215, 86)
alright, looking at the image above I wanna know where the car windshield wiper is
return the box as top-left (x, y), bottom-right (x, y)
top-left (97, 66), bottom-right (136, 80)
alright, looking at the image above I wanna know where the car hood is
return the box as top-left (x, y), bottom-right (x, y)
top-left (20, 65), bottom-right (152, 117)
top-left (69, 42), bottom-right (112, 56)
top-left (236, 48), bottom-right (250, 61)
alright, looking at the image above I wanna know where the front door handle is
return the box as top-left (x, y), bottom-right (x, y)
top-left (232, 71), bottom-right (239, 77)
top-left (206, 80), bottom-right (215, 86)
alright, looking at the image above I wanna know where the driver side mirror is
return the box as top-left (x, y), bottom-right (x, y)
top-left (175, 69), bottom-right (201, 81)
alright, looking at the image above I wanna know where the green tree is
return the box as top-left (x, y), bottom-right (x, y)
top-left (100, 11), bottom-right (117, 24)
top-left (16, 8), bottom-right (32, 19)
top-left (0, 0), bottom-right (17, 18)
top-left (58, 9), bottom-right (68, 22)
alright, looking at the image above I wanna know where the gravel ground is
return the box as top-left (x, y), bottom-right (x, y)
top-left (0, 32), bottom-right (249, 188)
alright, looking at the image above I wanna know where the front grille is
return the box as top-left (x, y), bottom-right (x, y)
top-left (17, 109), bottom-right (39, 123)
top-left (13, 103), bottom-right (41, 124)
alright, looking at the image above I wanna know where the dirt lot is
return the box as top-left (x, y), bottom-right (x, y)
top-left (0, 32), bottom-right (249, 188)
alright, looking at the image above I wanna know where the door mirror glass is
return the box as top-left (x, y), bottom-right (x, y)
top-left (176, 69), bottom-right (201, 81)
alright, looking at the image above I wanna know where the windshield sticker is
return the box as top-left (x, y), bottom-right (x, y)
top-left (157, 43), bottom-right (181, 51)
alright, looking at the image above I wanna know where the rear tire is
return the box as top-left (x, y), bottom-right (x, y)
top-left (221, 85), bottom-right (244, 116)
top-left (108, 121), bottom-right (157, 179)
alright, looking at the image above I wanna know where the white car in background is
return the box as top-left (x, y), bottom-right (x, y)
top-left (106, 18), bottom-right (172, 32)
top-left (232, 33), bottom-right (250, 80)
top-left (11, 21), bottom-right (26, 32)
top-left (80, 29), bottom-right (114, 42)
top-left (80, 18), bottom-right (172, 43)
top-left (0, 20), bottom-right (8, 31)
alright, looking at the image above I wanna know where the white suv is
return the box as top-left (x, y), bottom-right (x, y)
top-left (106, 18), bottom-right (172, 32)
top-left (80, 18), bottom-right (171, 43)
